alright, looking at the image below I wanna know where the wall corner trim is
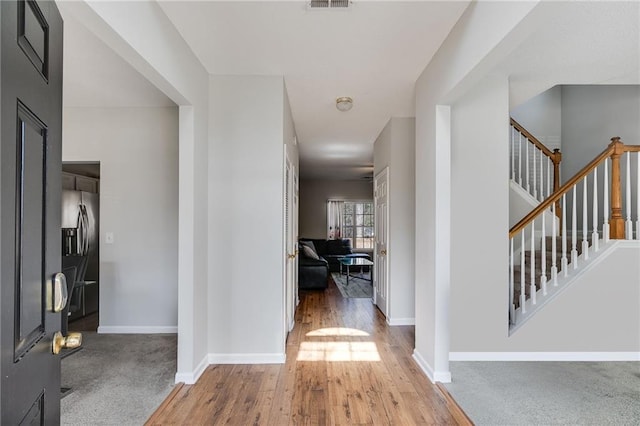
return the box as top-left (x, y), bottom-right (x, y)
top-left (449, 352), bottom-right (640, 361)
top-left (387, 317), bottom-right (416, 326)
top-left (413, 349), bottom-right (452, 383)
top-left (175, 354), bottom-right (209, 385)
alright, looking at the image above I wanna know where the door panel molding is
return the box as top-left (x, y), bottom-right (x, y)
top-left (14, 100), bottom-right (48, 362)
top-left (17, 0), bottom-right (49, 81)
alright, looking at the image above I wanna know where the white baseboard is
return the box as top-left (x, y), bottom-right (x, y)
top-left (174, 352), bottom-right (286, 385)
top-left (97, 325), bottom-right (178, 334)
top-left (387, 317), bottom-right (415, 326)
top-left (174, 354), bottom-right (209, 385)
top-left (412, 349), bottom-right (451, 383)
top-left (208, 353), bottom-right (286, 364)
top-left (449, 352), bottom-right (640, 361)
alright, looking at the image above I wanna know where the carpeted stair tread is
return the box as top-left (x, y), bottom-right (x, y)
top-left (511, 234), bottom-right (595, 309)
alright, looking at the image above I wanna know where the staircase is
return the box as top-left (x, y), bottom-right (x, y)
top-left (508, 121), bottom-right (640, 332)
top-left (512, 236), bottom-right (587, 308)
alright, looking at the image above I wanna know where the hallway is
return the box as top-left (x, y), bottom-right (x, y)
top-left (147, 280), bottom-right (468, 425)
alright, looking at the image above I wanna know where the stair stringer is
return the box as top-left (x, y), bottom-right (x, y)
top-left (510, 239), bottom-right (640, 335)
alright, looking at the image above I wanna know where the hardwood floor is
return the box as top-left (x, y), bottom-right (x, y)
top-left (147, 281), bottom-right (471, 425)
top-left (68, 311), bottom-right (99, 332)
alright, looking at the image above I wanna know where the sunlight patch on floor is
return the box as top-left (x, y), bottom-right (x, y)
top-left (306, 327), bottom-right (370, 337)
top-left (297, 341), bottom-right (381, 362)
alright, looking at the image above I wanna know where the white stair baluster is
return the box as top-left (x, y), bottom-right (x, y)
top-left (518, 134), bottom-right (523, 186)
top-left (547, 158), bottom-right (551, 198)
top-left (532, 146), bottom-right (537, 199)
top-left (571, 185), bottom-right (579, 268)
top-left (626, 152), bottom-right (633, 239)
top-left (511, 127), bottom-right (516, 181)
top-left (582, 176), bottom-right (589, 260)
top-left (520, 229), bottom-right (526, 313)
top-left (551, 202), bottom-right (558, 286)
top-left (530, 219), bottom-right (536, 305)
top-left (562, 194), bottom-right (569, 276)
top-left (539, 149), bottom-right (544, 201)
top-left (525, 139), bottom-right (530, 193)
top-left (540, 211), bottom-right (547, 296)
top-left (592, 166), bottom-right (599, 252)
top-left (510, 238), bottom-right (515, 324)
top-left (604, 159), bottom-right (610, 243)
top-left (637, 152), bottom-right (640, 240)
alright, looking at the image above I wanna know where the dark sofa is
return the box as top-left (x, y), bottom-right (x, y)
top-left (300, 238), bottom-right (370, 272)
top-left (298, 238), bottom-right (371, 290)
top-left (298, 255), bottom-right (329, 290)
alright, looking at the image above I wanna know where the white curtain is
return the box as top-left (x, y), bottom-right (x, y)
top-left (327, 200), bottom-right (344, 239)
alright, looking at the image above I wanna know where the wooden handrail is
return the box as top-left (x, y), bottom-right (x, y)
top-left (510, 118), bottom-right (560, 162)
top-left (510, 137), bottom-right (640, 239)
top-left (510, 141), bottom-right (615, 238)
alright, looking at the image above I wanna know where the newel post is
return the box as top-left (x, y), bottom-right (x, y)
top-left (609, 137), bottom-right (625, 239)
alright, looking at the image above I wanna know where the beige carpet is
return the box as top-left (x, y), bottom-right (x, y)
top-left (61, 332), bottom-right (176, 425)
top-left (445, 361), bottom-right (640, 425)
top-left (331, 272), bottom-right (373, 298)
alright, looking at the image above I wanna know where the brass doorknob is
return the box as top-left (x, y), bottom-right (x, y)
top-left (52, 331), bottom-right (82, 355)
top-left (380, 250), bottom-right (387, 256)
top-left (288, 253), bottom-right (296, 259)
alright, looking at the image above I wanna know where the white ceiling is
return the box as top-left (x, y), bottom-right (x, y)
top-left (158, 1), bottom-right (470, 179)
top-left (61, 1), bottom-right (639, 180)
top-left (499, 1), bottom-right (640, 108)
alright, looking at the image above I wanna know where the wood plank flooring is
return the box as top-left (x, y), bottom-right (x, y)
top-left (68, 311), bottom-right (99, 332)
top-left (147, 280), bottom-right (471, 425)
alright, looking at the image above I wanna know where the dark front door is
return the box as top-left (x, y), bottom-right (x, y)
top-left (1, 0), bottom-right (63, 423)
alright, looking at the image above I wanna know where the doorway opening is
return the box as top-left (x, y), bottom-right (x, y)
top-left (62, 162), bottom-right (101, 334)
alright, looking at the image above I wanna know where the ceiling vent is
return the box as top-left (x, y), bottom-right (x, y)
top-left (309, 0), bottom-right (351, 10)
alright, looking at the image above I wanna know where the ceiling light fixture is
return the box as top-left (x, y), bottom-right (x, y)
top-left (336, 96), bottom-right (353, 112)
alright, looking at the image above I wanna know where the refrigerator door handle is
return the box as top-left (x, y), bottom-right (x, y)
top-left (81, 205), bottom-right (89, 255)
top-left (76, 208), bottom-right (84, 255)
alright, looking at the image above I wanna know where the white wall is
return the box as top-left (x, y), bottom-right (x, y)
top-left (510, 85), bottom-right (562, 151)
top-left (452, 243), bottom-right (640, 354)
top-left (208, 75), bottom-right (287, 360)
top-left (414, 0), bottom-right (540, 382)
top-left (374, 117), bottom-right (416, 325)
top-left (449, 77), bottom-right (511, 352)
top-left (561, 85), bottom-right (640, 179)
top-left (58, 0), bottom-right (211, 383)
top-left (508, 84), bottom-right (640, 182)
top-left (63, 107), bottom-right (179, 331)
top-left (298, 180), bottom-right (373, 239)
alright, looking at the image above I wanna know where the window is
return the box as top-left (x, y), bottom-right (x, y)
top-left (342, 201), bottom-right (374, 249)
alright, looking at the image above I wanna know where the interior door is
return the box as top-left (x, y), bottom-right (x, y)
top-left (293, 168), bottom-right (299, 307)
top-left (374, 168), bottom-right (389, 317)
top-left (284, 155), bottom-right (295, 333)
top-left (1, 0), bottom-right (64, 423)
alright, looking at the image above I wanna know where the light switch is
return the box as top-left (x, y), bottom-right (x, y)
top-left (105, 232), bottom-right (114, 244)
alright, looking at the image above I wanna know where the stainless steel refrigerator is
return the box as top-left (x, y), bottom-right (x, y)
top-left (61, 189), bottom-right (99, 319)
